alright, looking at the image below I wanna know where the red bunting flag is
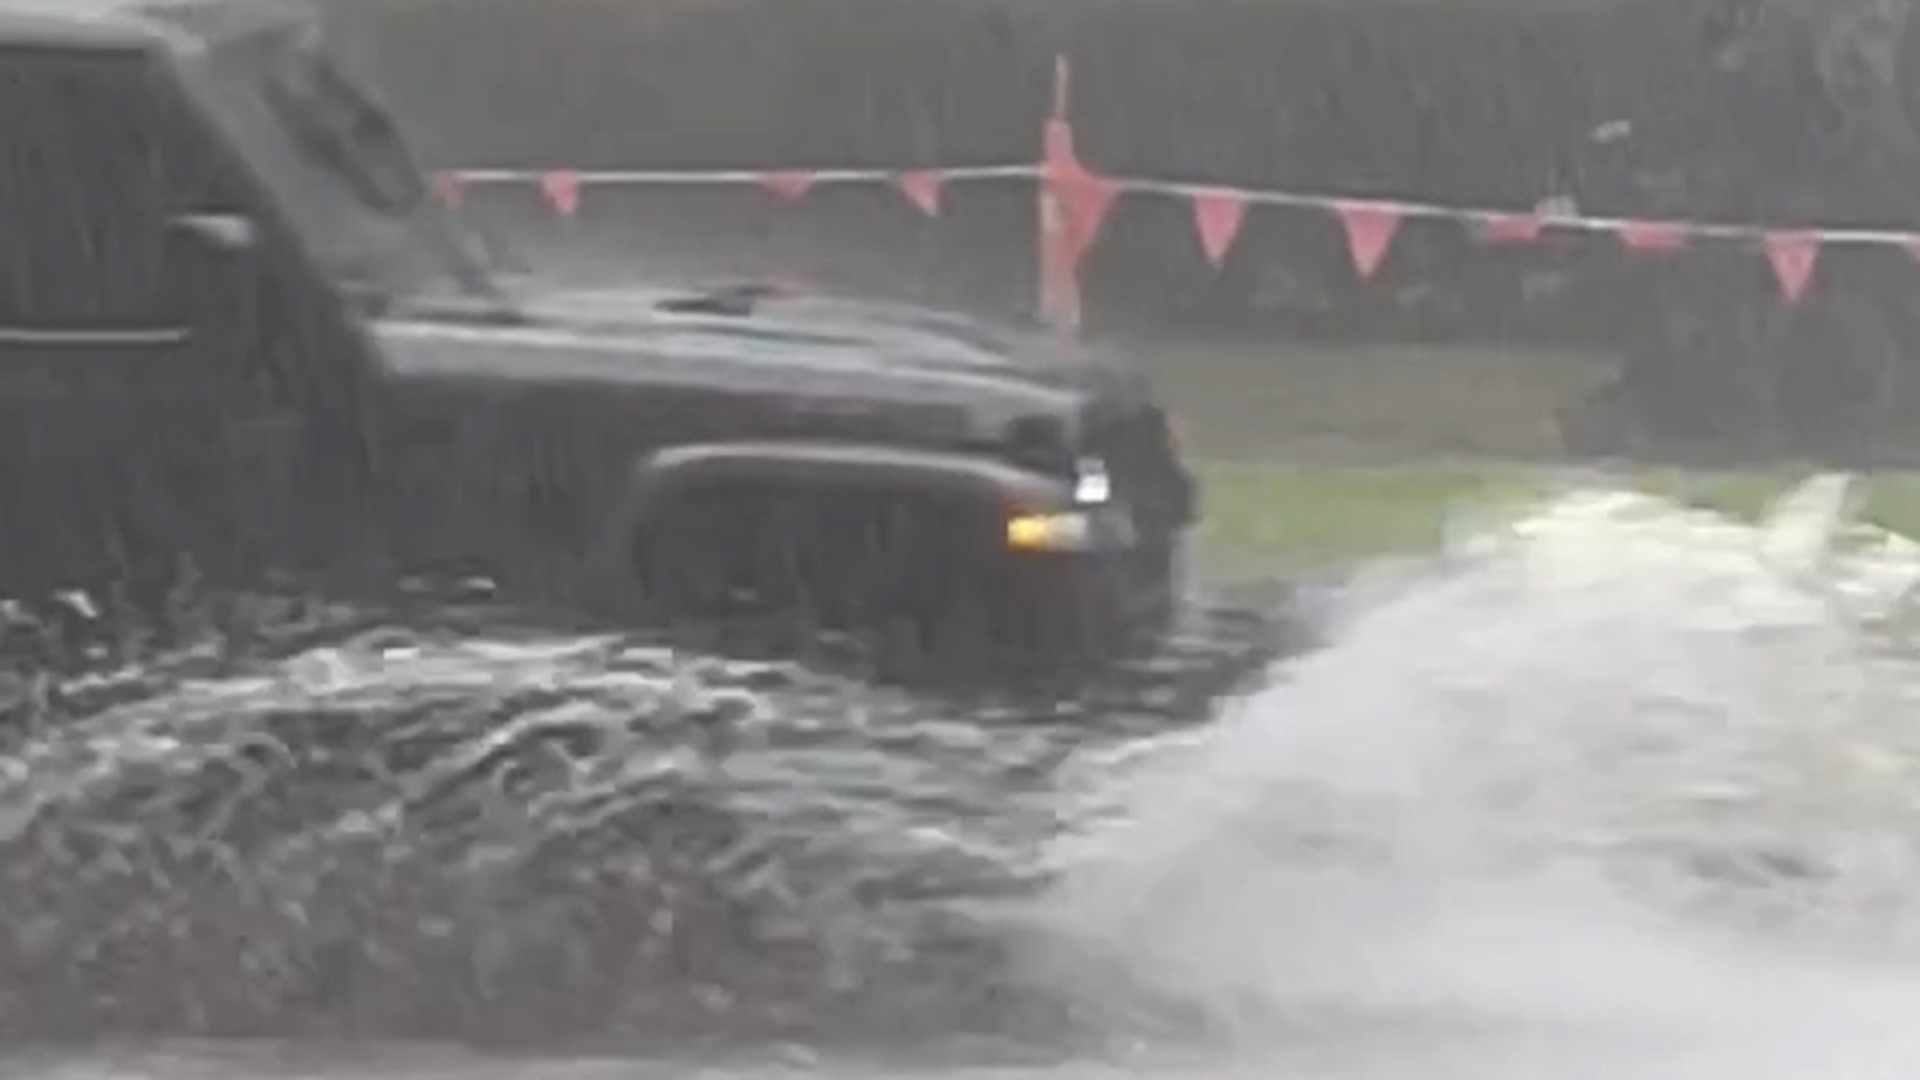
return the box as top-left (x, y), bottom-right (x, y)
top-left (1476, 212), bottom-right (1542, 245)
top-left (1334, 200), bottom-right (1401, 280)
top-left (1044, 120), bottom-right (1118, 271)
top-left (1191, 188), bottom-right (1248, 267)
top-left (1617, 220), bottom-right (1688, 255)
top-left (1035, 55), bottom-right (1119, 333)
top-left (1762, 230), bottom-right (1819, 304)
top-left (894, 170), bottom-right (943, 217)
top-left (539, 170), bottom-right (580, 217)
top-left (760, 170), bottom-right (816, 203)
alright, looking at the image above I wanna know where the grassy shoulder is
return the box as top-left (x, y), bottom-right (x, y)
top-left (1190, 459), bottom-right (1920, 575)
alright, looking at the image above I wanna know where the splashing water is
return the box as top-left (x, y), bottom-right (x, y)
top-left (11, 473), bottom-right (1920, 1078)
top-left (0, 628), bottom-right (1090, 1042)
top-left (1032, 473), bottom-right (1920, 1075)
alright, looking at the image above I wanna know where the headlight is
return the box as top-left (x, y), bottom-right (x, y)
top-left (1007, 511), bottom-right (1094, 552)
top-left (1003, 458), bottom-right (1123, 553)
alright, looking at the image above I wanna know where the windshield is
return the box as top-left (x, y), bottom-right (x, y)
top-left (184, 21), bottom-right (519, 316)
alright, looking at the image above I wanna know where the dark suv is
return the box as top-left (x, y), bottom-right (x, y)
top-left (0, 0), bottom-right (1197, 671)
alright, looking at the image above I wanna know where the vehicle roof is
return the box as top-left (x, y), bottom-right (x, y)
top-left (0, 0), bottom-right (303, 51)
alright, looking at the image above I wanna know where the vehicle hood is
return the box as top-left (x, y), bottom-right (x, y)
top-left (511, 281), bottom-right (1150, 402)
top-left (371, 280), bottom-right (1146, 439)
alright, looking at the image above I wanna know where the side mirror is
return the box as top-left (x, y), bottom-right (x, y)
top-left (162, 212), bottom-right (262, 329)
top-left (169, 211), bottom-right (259, 254)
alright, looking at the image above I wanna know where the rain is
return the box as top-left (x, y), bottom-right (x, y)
top-left (8, 0), bottom-right (1920, 1076)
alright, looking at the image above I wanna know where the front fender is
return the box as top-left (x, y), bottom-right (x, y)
top-left (625, 440), bottom-right (1075, 522)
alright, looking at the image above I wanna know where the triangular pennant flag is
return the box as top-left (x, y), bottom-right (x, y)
top-left (1617, 220), bottom-right (1688, 254)
top-left (539, 170), bottom-right (580, 217)
top-left (1762, 230), bottom-right (1820, 304)
top-left (1192, 188), bottom-right (1248, 267)
top-left (1476, 212), bottom-right (1542, 245)
top-left (1058, 170), bottom-right (1118, 271)
top-left (895, 170), bottom-right (943, 217)
top-left (1044, 118), bottom-right (1118, 271)
top-left (1037, 110), bottom-right (1117, 332)
top-left (1334, 200), bottom-right (1401, 279)
top-left (760, 170), bottom-right (816, 203)
top-left (430, 170), bottom-right (464, 208)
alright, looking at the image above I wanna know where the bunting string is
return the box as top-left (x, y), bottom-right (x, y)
top-left (441, 162), bottom-right (1920, 253)
top-left (430, 56), bottom-right (1920, 325)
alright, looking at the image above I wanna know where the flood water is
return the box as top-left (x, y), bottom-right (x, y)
top-left (7, 474), bottom-right (1920, 1077)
